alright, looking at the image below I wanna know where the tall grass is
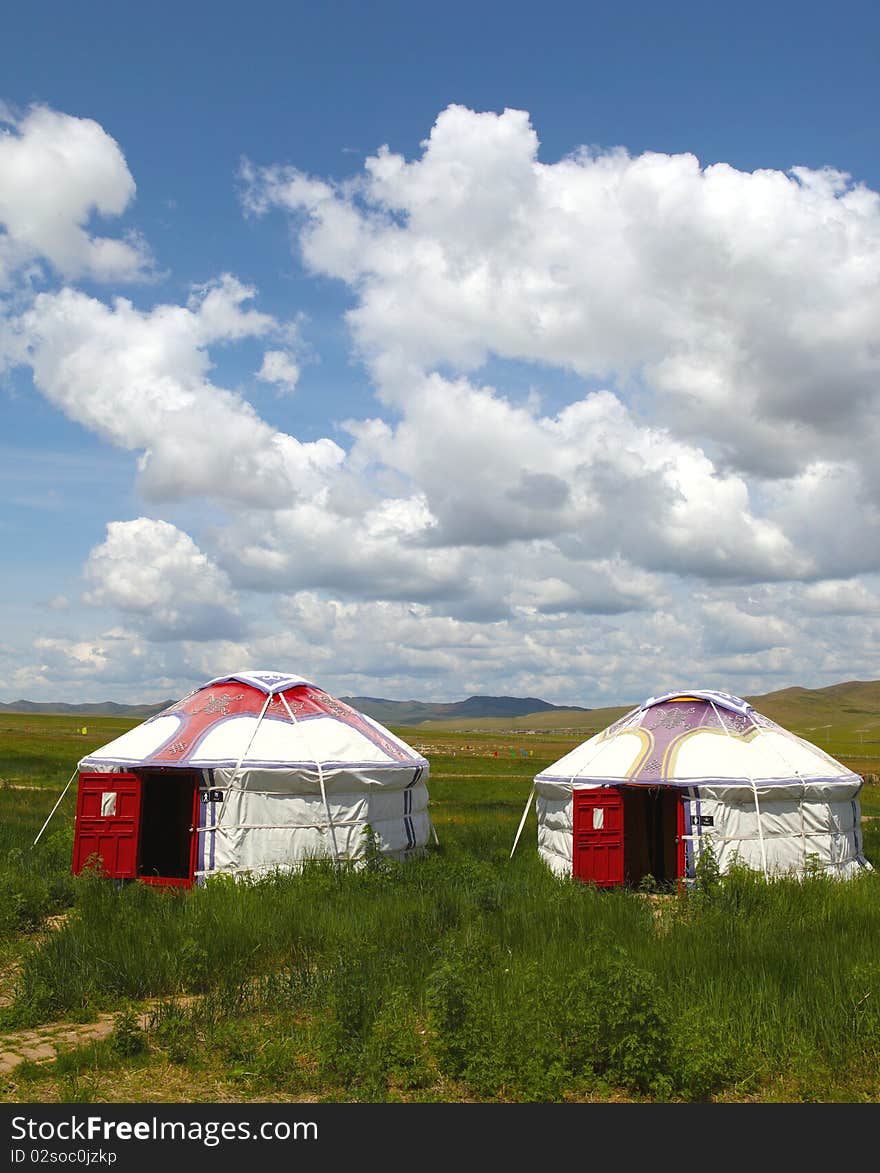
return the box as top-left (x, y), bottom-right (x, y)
top-left (3, 738), bottom-right (880, 1101)
top-left (0, 789), bottom-right (76, 941)
top-left (6, 826), bottom-right (880, 1101)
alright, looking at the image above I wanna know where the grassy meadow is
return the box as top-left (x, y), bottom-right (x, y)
top-left (1, 709), bottom-right (880, 1103)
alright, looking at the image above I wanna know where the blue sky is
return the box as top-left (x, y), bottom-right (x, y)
top-left (2, 1), bottom-right (880, 706)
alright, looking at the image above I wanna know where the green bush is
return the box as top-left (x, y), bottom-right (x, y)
top-left (150, 1002), bottom-right (198, 1065)
top-left (363, 989), bottom-right (434, 1093)
top-left (109, 1007), bottom-right (148, 1057)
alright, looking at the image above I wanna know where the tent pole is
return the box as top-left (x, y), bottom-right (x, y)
top-left (32, 767), bottom-right (78, 847)
top-left (756, 734), bottom-right (810, 875)
top-left (278, 692), bottom-right (341, 863)
top-left (748, 780), bottom-right (769, 880)
top-left (512, 726), bottom-right (622, 864)
top-left (510, 782), bottom-right (536, 859)
top-left (216, 693), bottom-right (272, 824)
top-left (709, 700), bottom-right (768, 879)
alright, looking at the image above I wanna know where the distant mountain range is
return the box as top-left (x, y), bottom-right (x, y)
top-left (0, 698), bottom-right (178, 719)
top-left (4, 680), bottom-right (880, 736)
top-left (338, 695), bottom-right (591, 725)
top-left (0, 693), bottom-right (589, 724)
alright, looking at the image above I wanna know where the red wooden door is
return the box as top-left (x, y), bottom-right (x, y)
top-left (72, 772), bottom-right (141, 878)
top-left (573, 788), bottom-right (624, 887)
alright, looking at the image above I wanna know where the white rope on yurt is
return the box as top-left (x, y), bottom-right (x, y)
top-left (32, 767), bottom-right (78, 847)
top-left (708, 699), bottom-right (769, 880)
top-left (754, 723), bottom-right (812, 873)
top-left (760, 717), bottom-right (849, 877)
top-left (216, 692), bottom-right (273, 824)
top-left (278, 690), bottom-right (341, 863)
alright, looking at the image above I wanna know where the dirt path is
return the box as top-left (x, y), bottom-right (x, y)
top-left (0, 911), bottom-right (107, 1075)
top-left (0, 908), bottom-right (198, 1076)
top-left (0, 995), bottom-right (199, 1077)
top-left (0, 1009), bottom-right (152, 1074)
top-left (0, 911), bottom-right (130, 1076)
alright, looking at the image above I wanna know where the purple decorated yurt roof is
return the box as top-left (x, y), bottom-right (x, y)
top-left (535, 690), bottom-right (859, 789)
top-left (640, 689), bottom-right (753, 717)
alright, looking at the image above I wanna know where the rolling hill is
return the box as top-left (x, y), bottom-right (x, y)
top-left (0, 698), bottom-right (177, 719)
top-left (399, 680), bottom-right (880, 740)
top-left (337, 694), bottom-right (590, 725)
top-left (0, 692), bottom-right (589, 723)
top-left (3, 681), bottom-right (880, 745)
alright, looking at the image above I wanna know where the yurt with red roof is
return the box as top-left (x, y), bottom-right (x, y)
top-left (511, 689), bottom-right (870, 886)
top-left (71, 670), bottom-right (433, 886)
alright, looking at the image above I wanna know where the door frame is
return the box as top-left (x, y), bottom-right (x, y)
top-left (137, 769), bottom-right (201, 889)
top-left (572, 785), bottom-right (687, 888)
top-left (72, 769), bottom-right (201, 889)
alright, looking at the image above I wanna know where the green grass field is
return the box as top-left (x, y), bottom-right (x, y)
top-left (1, 709), bottom-right (880, 1104)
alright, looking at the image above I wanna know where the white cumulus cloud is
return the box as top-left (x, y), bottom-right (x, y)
top-left (245, 104), bottom-right (880, 483)
top-left (16, 277), bottom-right (344, 506)
top-left (0, 104), bottom-right (153, 286)
top-left (83, 518), bottom-right (242, 641)
top-left (257, 349), bottom-right (300, 393)
top-left (5, 102), bottom-right (880, 706)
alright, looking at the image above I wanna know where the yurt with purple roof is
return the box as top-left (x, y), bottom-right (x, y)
top-left (511, 689), bottom-right (870, 886)
top-left (71, 671), bottom-right (433, 886)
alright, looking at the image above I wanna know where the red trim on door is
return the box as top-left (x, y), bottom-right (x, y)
top-left (676, 793), bottom-right (687, 890)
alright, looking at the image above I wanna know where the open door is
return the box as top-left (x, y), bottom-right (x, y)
top-left (72, 772), bottom-right (141, 878)
top-left (137, 769), bottom-right (200, 888)
top-left (573, 788), bottom-right (624, 887)
top-left (572, 786), bottom-right (686, 889)
top-left (72, 769), bottom-right (200, 888)
top-left (621, 787), bottom-right (683, 888)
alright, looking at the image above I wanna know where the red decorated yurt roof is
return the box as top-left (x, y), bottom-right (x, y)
top-left (79, 670), bottom-right (426, 772)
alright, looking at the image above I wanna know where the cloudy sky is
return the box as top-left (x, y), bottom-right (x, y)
top-left (2, 1), bottom-right (879, 707)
